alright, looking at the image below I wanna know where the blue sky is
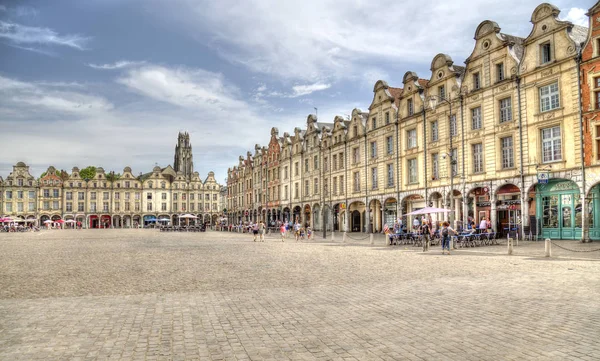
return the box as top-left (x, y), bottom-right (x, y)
top-left (0, 0), bottom-right (588, 184)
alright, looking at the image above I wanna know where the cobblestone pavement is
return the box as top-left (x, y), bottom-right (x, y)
top-left (0, 230), bottom-right (599, 360)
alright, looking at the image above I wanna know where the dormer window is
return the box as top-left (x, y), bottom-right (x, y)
top-left (371, 117), bottom-right (377, 130)
top-left (541, 42), bottom-right (551, 64)
top-left (473, 72), bottom-right (480, 90)
top-left (385, 112), bottom-right (390, 124)
top-left (353, 125), bottom-right (358, 137)
top-left (496, 63), bottom-right (505, 82)
top-left (438, 85), bottom-right (446, 100)
top-left (407, 99), bottom-right (414, 116)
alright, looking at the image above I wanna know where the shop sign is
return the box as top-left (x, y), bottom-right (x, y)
top-left (476, 202), bottom-right (491, 207)
top-left (550, 181), bottom-right (578, 192)
top-left (537, 172), bottom-right (549, 184)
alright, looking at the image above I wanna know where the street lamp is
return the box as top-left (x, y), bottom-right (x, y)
top-left (428, 94), bottom-right (457, 228)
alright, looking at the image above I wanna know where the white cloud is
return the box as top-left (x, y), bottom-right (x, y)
top-left (0, 21), bottom-right (89, 50)
top-left (88, 60), bottom-right (146, 70)
top-left (563, 8), bottom-right (588, 27)
top-left (290, 82), bottom-right (331, 97)
top-left (158, 0), bottom-right (545, 83)
top-left (0, 5), bottom-right (6, 12)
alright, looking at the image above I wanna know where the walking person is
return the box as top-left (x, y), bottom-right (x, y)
top-left (294, 221), bottom-right (301, 242)
top-left (280, 223), bottom-right (286, 242)
top-left (441, 221), bottom-right (456, 255)
top-left (259, 220), bottom-right (266, 242)
top-left (252, 222), bottom-right (259, 242)
top-left (421, 219), bottom-right (432, 252)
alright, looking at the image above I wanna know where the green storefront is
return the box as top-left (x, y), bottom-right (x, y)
top-left (536, 179), bottom-right (583, 240)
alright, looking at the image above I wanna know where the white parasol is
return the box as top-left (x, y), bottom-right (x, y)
top-left (403, 207), bottom-right (453, 216)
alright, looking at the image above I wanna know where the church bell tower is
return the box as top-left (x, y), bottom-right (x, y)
top-left (174, 132), bottom-right (194, 179)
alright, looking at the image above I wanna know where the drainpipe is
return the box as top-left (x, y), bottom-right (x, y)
top-left (423, 105), bottom-right (428, 207)
top-left (344, 139), bottom-right (348, 232)
top-left (516, 75), bottom-right (526, 241)
top-left (364, 130), bottom-right (369, 233)
top-left (576, 47), bottom-right (588, 242)
top-left (460, 94), bottom-right (466, 230)
top-left (395, 108), bottom-right (400, 224)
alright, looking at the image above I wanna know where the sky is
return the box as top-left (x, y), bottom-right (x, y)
top-left (0, 0), bottom-right (589, 184)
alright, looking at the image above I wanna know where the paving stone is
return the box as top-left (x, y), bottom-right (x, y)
top-left (0, 230), bottom-right (599, 360)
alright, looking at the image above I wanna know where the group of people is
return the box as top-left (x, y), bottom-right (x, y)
top-left (389, 215), bottom-right (493, 254)
top-left (241, 219), bottom-right (313, 242)
top-left (1, 223), bottom-right (40, 232)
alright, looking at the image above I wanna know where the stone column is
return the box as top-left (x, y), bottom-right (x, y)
top-left (381, 208), bottom-right (385, 232)
top-left (455, 197), bottom-right (461, 229)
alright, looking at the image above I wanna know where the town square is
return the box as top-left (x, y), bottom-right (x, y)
top-left (0, 229), bottom-right (599, 360)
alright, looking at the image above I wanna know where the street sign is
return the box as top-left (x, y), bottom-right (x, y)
top-left (537, 172), bottom-right (549, 184)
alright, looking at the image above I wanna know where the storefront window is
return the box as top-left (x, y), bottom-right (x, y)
top-left (562, 206), bottom-right (572, 228)
top-left (542, 195), bottom-right (558, 228)
top-left (575, 194), bottom-right (582, 228)
top-left (588, 198), bottom-right (594, 229)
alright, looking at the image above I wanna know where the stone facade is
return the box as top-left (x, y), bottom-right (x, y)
top-left (0, 133), bottom-right (223, 228)
top-left (227, 2), bottom-right (597, 241)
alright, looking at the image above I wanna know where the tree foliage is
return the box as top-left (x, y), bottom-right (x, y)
top-left (106, 172), bottom-right (122, 182)
top-left (79, 166), bottom-right (97, 180)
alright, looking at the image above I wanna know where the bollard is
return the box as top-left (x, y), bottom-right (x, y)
top-left (545, 238), bottom-right (551, 257)
top-left (370, 233), bottom-right (374, 245)
top-left (507, 237), bottom-right (513, 255)
top-left (386, 234), bottom-right (391, 246)
top-left (516, 231), bottom-right (519, 247)
top-left (331, 231), bottom-right (335, 241)
top-left (343, 232), bottom-right (347, 243)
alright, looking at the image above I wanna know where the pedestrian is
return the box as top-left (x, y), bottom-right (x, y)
top-left (252, 222), bottom-right (259, 242)
top-left (259, 220), bottom-right (266, 242)
top-left (421, 219), bottom-right (432, 252)
top-left (413, 217), bottom-right (420, 232)
top-left (479, 217), bottom-right (487, 233)
top-left (280, 223), bottom-right (286, 242)
top-left (306, 225), bottom-right (312, 240)
top-left (294, 221), bottom-right (301, 241)
top-left (440, 221), bottom-right (456, 255)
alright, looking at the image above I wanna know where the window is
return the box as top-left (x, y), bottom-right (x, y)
top-left (472, 143), bottom-right (483, 173)
top-left (439, 85), bottom-right (446, 100)
top-left (386, 136), bottom-right (393, 155)
top-left (387, 164), bottom-right (394, 187)
top-left (450, 115), bottom-right (457, 136)
top-left (284, 166), bottom-right (288, 179)
top-left (353, 125), bottom-right (358, 137)
top-left (501, 136), bottom-right (514, 168)
top-left (595, 78), bottom-right (600, 110)
top-left (314, 178), bottom-right (319, 194)
top-left (542, 126), bottom-right (562, 162)
top-left (431, 121), bottom-right (439, 141)
top-left (324, 156), bottom-right (328, 171)
top-left (499, 98), bottom-right (512, 123)
top-left (147, 203), bottom-right (152, 211)
top-left (353, 147), bottom-right (360, 164)
top-left (371, 117), bottom-right (377, 130)
top-left (539, 82), bottom-right (560, 112)
top-left (43, 189), bottom-right (49, 198)
top-left (353, 172), bottom-right (360, 192)
top-left (370, 141), bottom-right (377, 158)
top-left (408, 159), bottom-right (418, 184)
top-left (90, 192), bottom-right (96, 200)
top-left (471, 107), bottom-right (481, 130)
top-left (332, 155), bottom-right (337, 170)
top-left (340, 176), bottom-right (344, 194)
top-left (147, 192), bottom-right (152, 200)
top-left (339, 153), bottom-right (344, 169)
top-left (103, 202), bottom-right (109, 212)
top-left (371, 167), bottom-right (378, 189)
top-left (103, 192), bottom-right (109, 200)
top-left (541, 42), bottom-right (551, 64)
top-left (6, 203), bottom-right (12, 212)
top-left (304, 159), bottom-right (309, 172)
top-left (18, 178), bottom-right (23, 186)
top-left (284, 185), bottom-right (288, 200)
top-left (407, 99), bottom-right (413, 116)
top-left (314, 155), bottom-right (318, 170)
top-left (596, 125), bottom-right (600, 160)
top-left (497, 63), bottom-right (504, 82)
top-left (53, 189), bottom-right (60, 198)
top-left (5, 191), bottom-right (12, 199)
top-left (385, 112), bottom-right (390, 124)
top-left (52, 201), bottom-right (59, 210)
top-left (473, 72), bottom-right (480, 90)
top-left (29, 202), bottom-right (35, 211)
top-left (432, 153), bottom-right (439, 180)
top-left (451, 148), bottom-right (458, 176)
top-left (294, 162), bottom-right (299, 176)
top-left (407, 129), bottom-right (417, 149)
top-left (29, 191), bottom-right (35, 198)
top-left (90, 202), bottom-right (96, 212)
top-left (17, 202), bottom-right (23, 212)
top-left (333, 177), bottom-right (338, 194)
